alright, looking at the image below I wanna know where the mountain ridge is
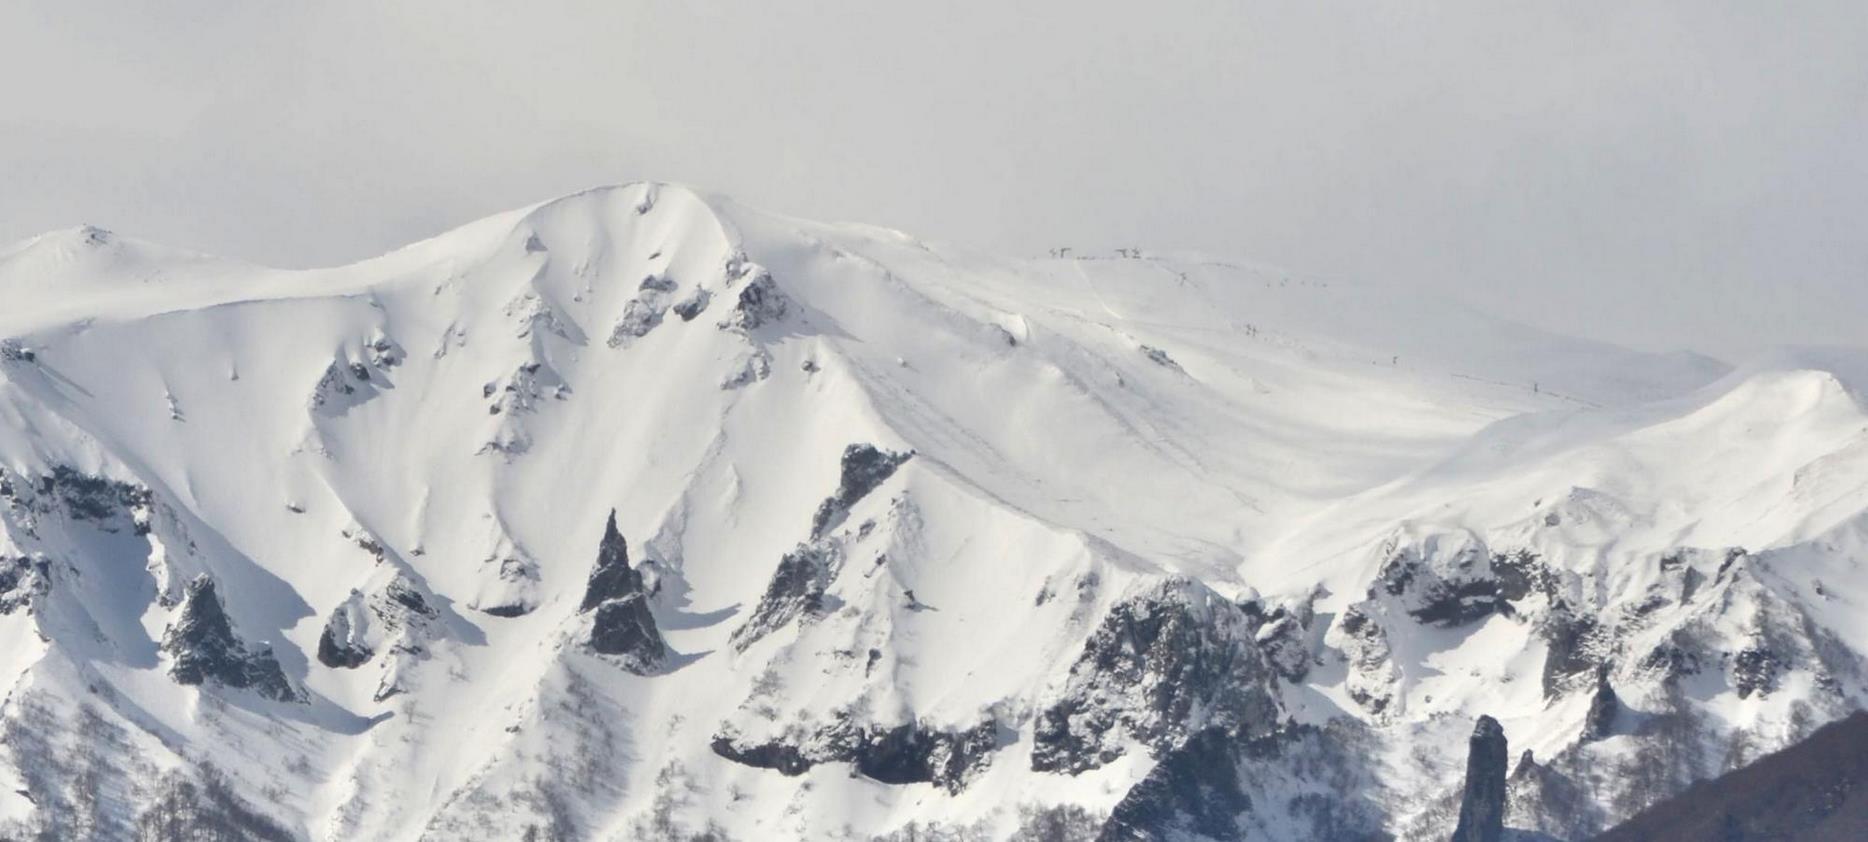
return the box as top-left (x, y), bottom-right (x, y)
top-left (0, 182), bottom-right (1860, 840)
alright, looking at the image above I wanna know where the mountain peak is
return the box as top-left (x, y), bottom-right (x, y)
top-left (0, 185), bottom-right (1859, 841)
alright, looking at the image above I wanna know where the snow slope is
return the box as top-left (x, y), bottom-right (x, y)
top-left (0, 182), bottom-right (1856, 841)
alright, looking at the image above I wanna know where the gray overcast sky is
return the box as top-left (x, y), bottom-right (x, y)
top-left (2, 1), bottom-right (1863, 360)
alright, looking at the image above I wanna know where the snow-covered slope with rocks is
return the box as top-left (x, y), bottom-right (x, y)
top-left (0, 182), bottom-right (1859, 841)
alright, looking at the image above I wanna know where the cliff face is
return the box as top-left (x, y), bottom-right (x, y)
top-left (1451, 716), bottom-right (1508, 842)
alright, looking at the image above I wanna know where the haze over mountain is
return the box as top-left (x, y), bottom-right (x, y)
top-left (0, 183), bottom-right (1863, 839)
top-left (5, 2), bottom-right (1865, 360)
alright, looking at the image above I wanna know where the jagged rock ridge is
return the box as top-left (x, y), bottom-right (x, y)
top-left (163, 576), bottom-right (303, 704)
top-left (579, 511), bottom-right (667, 674)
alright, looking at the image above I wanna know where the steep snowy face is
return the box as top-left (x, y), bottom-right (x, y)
top-left (0, 181), bottom-right (1855, 841)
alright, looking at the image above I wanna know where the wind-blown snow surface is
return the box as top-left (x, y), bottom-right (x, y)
top-left (0, 183), bottom-right (1860, 840)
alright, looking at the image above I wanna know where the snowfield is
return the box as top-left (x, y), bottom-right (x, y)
top-left (0, 182), bottom-right (1860, 840)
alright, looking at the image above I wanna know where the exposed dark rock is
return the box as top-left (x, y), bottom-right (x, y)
top-left (40, 466), bottom-right (152, 530)
top-left (577, 511), bottom-right (666, 673)
top-left (671, 288), bottom-right (711, 321)
top-left (851, 720), bottom-right (999, 792)
top-left (1512, 749), bottom-right (1537, 779)
top-left (729, 542), bottom-right (836, 652)
top-left (162, 576), bottom-right (304, 703)
top-left (1096, 723), bottom-right (1386, 842)
top-left (481, 360), bottom-right (571, 424)
top-left (1539, 603), bottom-right (1604, 697)
top-left (729, 445), bottom-right (910, 652)
top-left (1732, 646), bottom-right (1781, 699)
top-left (314, 573), bottom-right (447, 700)
top-left (720, 350), bottom-right (772, 389)
top-left (1336, 605), bottom-right (1399, 716)
top-left (1490, 548), bottom-right (1554, 602)
top-left (589, 595), bottom-right (665, 672)
top-left (0, 339), bottom-right (35, 363)
top-left (1096, 728), bottom-right (1248, 842)
top-left (1639, 632), bottom-right (1705, 683)
top-left (1714, 546), bottom-right (1749, 581)
top-left (1503, 747), bottom-right (1596, 840)
top-left (607, 297), bottom-right (667, 347)
top-left (1411, 578), bottom-right (1506, 626)
top-left (719, 271), bottom-right (789, 331)
top-left (1032, 579), bottom-right (1281, 775)
top-left (309, 359), bottom-right (373, 414)
top-left (1139, 345), bottom-right (1184, 372)
top-left (0, 556), bottom-right (50, 615)
top-left (710, 735), bottom-right (813, 777)
top-left (366, 334), bottom-right (403, 368)
top-left (316, 597), bottom-right (374, 669)
top-left (580, 512), bottom-right (644, 612)
top-left (1372, 538), bottom-right (1550, 628)
top-left (1242, 596), bottom-right (1317, 682)
top-left (809, 444), bottom-right (913, 540)
top-left (1450, 715), bottom-right (1508, 842)
top-left (383, 577), bottom-right (435, 617)
top-left (1583, 666), bottom-right (1620, 740)
top-left (711, 716), bottom-right (999, 794)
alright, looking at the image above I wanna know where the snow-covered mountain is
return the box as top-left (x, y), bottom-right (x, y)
top-left (0, 182), bottom-right (1861, 841)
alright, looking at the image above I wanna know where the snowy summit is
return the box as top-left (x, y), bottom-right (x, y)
top-left (0, 182), bottom-right (1864, 840)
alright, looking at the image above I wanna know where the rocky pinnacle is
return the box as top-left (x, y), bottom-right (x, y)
top-left (1451, 715), bottom-right (1508, 842)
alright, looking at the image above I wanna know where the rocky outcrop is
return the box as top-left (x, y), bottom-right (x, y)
top-left (1096, 727), bottom-right (1249, 842)
top-left (1731, 645), bottom-right (1782, 699)
top-left (21, 467), bottom-right (154, 532)
top-left (671, 288), bottom-right (711, 321)
top-left (0, 339), bottom-right (36, 363)
top-left (719, 270), bottom-right (789, 331)
top-left (318, 572), bottom-right (446, 700)
top-left (729, 542), bottom-right (836, 652)
top-left (1243, 595), bottom-right (1317, 682)
top-left (1332, 605), bottom-right (1401, 717)
top-left (0, 556), bottom-right (50, 616)
top-left (1371, 531), bottom-right (1555, 628)
top-left (1583, 666), bottom-right (1620, 741)
top-left (317, 576), bottom-right (438, 667)
top-left (1096, 722), bottom-right (1387, 842)
top-left (809, 444), bottom-right (912, 540)
top-left (711, 715), bottom-right (998, 794)
top-left (731, 444), bottom-right (909, 652)
top-left (316, 603), bottom-right (374, 669)
top-left (1503, 748), bottom-right (1596, 840)
top-left (162, 576), bottom-right (303, 703)
top-left (1450, 716), bottom-right (1508, 842)
top-left (580, 512), bottom-right (646, 611)
top-left (579, 512), bottom-right (666, 674)
top-left (589, 596), bottom-right (664, 672)
top-left (607, 274), bottom-right (683, 348)
top-left (1538, 601), bottom-right (1607, 697)
top-left (307, 348), bottom-right (396, 417)
top-left (1031, 579), bottom-right (1282, 775)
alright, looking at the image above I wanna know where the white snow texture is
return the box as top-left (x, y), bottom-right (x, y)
top-left (0, 183), bottom-right (1861, 841)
